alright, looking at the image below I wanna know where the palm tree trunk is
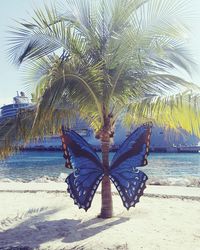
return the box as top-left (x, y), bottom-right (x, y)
top-left (99, 131), bottom-right (113, 218)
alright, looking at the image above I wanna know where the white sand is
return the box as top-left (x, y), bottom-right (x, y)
top-left (0, 183), bottom-right (200, 250)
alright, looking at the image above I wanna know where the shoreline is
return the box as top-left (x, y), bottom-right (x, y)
top-left (0, 183), bottom-right (200, 201)
top-left (1, 173), bottom-right (200, 188)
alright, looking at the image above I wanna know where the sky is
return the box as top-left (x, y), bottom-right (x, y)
top-left (1, 0), bottom-right (200, 107)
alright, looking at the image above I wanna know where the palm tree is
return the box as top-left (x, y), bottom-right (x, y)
top-left (1, 0), bottom-right (200, 218)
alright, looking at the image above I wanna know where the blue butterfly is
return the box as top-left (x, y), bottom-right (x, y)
top-left (61, 123), bottom-right (152, 211)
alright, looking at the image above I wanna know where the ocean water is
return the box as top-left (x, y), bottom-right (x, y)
top-left (0, 151), bottom-right (199, 186)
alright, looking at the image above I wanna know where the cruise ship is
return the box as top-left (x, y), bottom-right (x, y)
top-left (0, 91), bottom-right (33, 122)
top-left (24, 123), bottom-right (200, 152)
top-left (0, 92), bottom-right (199, 152)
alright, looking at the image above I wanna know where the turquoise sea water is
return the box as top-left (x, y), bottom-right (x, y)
top-left (0, 151), bottom-right (199, 186)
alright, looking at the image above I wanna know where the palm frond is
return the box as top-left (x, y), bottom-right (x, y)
top-left (123, 90), bottom-right (200, 137)
top-left (7, 4), bottom-right (88, 64)
top-left (2, 0), bottom-right (199, 159)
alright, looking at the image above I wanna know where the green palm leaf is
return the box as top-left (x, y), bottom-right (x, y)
top-left (1, 0), bottom-right (199, 159)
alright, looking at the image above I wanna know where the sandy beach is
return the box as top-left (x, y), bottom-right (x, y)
top-left (0, 183), bottom-right (200, 250)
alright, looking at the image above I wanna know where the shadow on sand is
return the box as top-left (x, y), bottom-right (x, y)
top-left (0, 208), bottom-right (129, 249)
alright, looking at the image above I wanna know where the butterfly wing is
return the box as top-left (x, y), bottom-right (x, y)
top-left (61, 128), bottom-right (101, 168)
top-left (111, 122), bottom-right (152, 169)
top-left (66, 169), bottom-right (104, 211)
top-left (109, 123), bottom-right (152, 209)
top-left (109, 166), bottom-right (148, 209)
top-left (61, 129), bottom-right (103, 211)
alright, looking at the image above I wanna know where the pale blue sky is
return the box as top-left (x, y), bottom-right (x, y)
top-left (0, 0), bottom-right (200, 106)
top-left (0, 0), bottom-right (45, 106)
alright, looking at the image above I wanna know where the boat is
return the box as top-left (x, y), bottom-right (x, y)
top-left (177, 146), bottom-right (200, 153)
top-left (0, 91), bottom-right (33, 122)
top-left (0, 92), bottom-right (199, 152)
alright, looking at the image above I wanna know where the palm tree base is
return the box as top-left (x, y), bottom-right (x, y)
top-left (100, 175), bottom-right (113, 219)
top-left (98, 211), bottom-right (113, 219)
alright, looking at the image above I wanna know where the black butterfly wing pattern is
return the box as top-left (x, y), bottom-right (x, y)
top-left (109, 123), bottom-right (152, 209)
top-left (111, 123), bottom-right (152, 169)
top-left (61, 129), bottom-right (104, 211)
top-left (66, 169), bottom-right (104, 211)
top-left (61, 123), bottom-right (152, 211)
top-left (109, 166), bottom-right (148, 209)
